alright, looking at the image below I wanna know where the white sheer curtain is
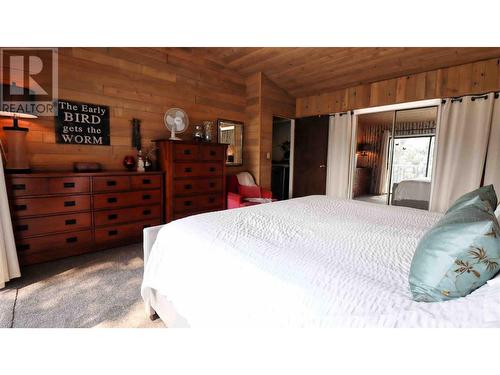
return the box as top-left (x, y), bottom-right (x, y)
top-left (326, 113), bottom-right (353, 198)
top-left (1, 154), bottom-right (20, 289)
top-left (484, 95), bottom-right (500, 192)
top-left (375, 130), bottom-right (391, 195)
top-left (430, 94), bottom-right (495, 212)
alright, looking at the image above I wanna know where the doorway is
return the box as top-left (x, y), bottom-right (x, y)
top-left (292, 115), bottom-right (329, 198)
top-left (351, 103), bottom-right (439, 210)
top-left (271, 116), bottom-right (293, 200)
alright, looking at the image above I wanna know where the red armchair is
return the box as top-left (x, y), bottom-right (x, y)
top-left (227, 173), bottom-right (273, 209)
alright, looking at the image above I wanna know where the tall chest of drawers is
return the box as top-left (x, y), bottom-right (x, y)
top-left (156, 140), bottom-right (227, 222)
top-left (6, 171), bottom-right (163, 266)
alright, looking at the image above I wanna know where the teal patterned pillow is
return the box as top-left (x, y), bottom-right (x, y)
top-left (446, 184), bottom-right (497, 214)
top-left (410, 196), bottom-right (500, 302)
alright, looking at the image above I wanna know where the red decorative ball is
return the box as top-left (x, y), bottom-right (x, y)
top-left (123, 155), bottom-right (136, 170)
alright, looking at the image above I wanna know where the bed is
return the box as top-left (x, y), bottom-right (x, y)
top-left (141, 196), bottom-right (500, 328)
top-left (391, 178), bottom-right (431, 210)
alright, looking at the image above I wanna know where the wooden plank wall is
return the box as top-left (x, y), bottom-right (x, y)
top-left (0, 47), bottom-right (246, 171)
top-left (240, 73), bottom-right (295, 188)
top-left (241, 72), bottom-right (262, 181)
top-left (260, 74), bottom-right (295, 189)
top-left (296, 57), bottom-right (500, 117)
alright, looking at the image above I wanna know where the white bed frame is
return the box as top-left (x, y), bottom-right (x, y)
top-left (143, 225), bottom-right (189, 327)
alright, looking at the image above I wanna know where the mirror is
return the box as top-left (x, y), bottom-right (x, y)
top-left (217, 119), bottom-right (243, 166)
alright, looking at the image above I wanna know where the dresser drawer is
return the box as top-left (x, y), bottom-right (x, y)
top-left (173, 143), bottom-right (199, 161)
top-left (48, 177), bottom-right (90, 194)
top-left (130, 174), bottom-right (162, 190)
top-left (174, 162), bottom-right (222, 178)
top-left (200, 145), bottom-right (225, 161)
top-left (7, 177), bottom-right (49, 197)
top-left (174, 178), bottom-right (222, 195)
top-left (198, 162), bottom-right (223, 177)
top-left (173, 193), bottom-right (222, 213)
top-left (94, 219), bottom-right (161, 245)
top-left (16, 229), bottom-right (94, 265)
top-left (94, 205), bottom-right (162, 226)
top-left (93, 189), bottom-right (161, 209)
top-left (197, 194), bottom-right (223, 209)
top-left (14, 212), bottom-right (92, 238)
top-left (16, 229), bottom-right (93, 255)
top-left (93, 175), bottom-right (131, 192)
top-left (11, 195), bottom-right (91, 218)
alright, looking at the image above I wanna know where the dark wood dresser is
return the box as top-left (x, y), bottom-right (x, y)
top-left (6, 171), bottom-right (163, 265)
top-left (156, 140), bottom-right (227, 222)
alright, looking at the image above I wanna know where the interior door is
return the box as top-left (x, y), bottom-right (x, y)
top-left (293, 116), bottom-right (329, 197)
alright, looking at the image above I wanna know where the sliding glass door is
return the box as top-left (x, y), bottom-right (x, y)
top-left (352, 105), bottom-right (438, 210)
top-left (387, 108), bottom-right (438, 210)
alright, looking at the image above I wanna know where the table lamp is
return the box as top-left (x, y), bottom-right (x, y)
top-left (0, 110), bottom-right (38, 173)
top-left (227, 144), bottom-right (235, 163)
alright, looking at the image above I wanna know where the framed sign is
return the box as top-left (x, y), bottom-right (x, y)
top-left (56, 99), bottom-right (110, 145)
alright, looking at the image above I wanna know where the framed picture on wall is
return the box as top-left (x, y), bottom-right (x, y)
top-left (56, 99), bottom-right (110, 146)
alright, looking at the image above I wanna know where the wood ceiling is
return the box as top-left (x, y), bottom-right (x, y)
top-left (200, 47), bottom-right (500, 97)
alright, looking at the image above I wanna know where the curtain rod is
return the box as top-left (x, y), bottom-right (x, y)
top-left (443, 92), bottom-right (500, 104)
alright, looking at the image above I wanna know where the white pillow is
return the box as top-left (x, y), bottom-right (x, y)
top-left (236, 172), bottom-right (257, 186)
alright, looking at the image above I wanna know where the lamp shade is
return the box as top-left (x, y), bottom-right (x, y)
top-left (0, 111), bottom-right (37, 119)
top-left (357, 143), bottom-right (371, 152)
top-left (0, 110), bottom-right (37, 173)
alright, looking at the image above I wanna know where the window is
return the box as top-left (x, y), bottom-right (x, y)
top-left (391, 135), bottom-right (435, 185)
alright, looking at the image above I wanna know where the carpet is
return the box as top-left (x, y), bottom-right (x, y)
top-left (0, 243), bottom-right (164, 328)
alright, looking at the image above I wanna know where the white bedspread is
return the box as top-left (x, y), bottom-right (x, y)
top-left (393, 178), bottom-right (431, 202)
top-left (141, 196), bottom-right (500, 327)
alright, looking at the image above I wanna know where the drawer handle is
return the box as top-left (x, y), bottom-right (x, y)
top-left (14, 204), bottom-right (27, 211)
top-left (184, 184), bottom-right (192, 190)
top-left (210, 150), bottom-right (216, 156)
top-left (108, 214), bottom-right (118, 220)
top-left (107, 180), bottom-right (117, 186)
top-left (64, 182), bottom-right (75, 188)
top-left (65, 219), bottom-right (77, 225)
top-left (15, 224), bottom-right (29, 231)
top-left (185, 167), bottom-right (192, 173)
top-left (183, 149), bottom-right (192, 155)
top-left (143, 194), bottom-right (151, 200)
top-left (18, 244), bottom-right (30, 251)
top-left (209, 167), bottom-right (216, 172)
top-left (143, 209), bottom-right (151, 215)
top-left (209, 197), bottom-right (216, 203)
top-left (209, 182), bottom-right (216, 188)
top-left (66, 237), bottom-right (78, 243)
top-left (107, 197), bottom-right (117, 203)
top-left (108, 230), bottom-right (118, 236)
top-left (142, 179), bottom-right (151, 184)
top-left (64, 201), bottom-right (76, 207)
top-left (184, 200), bottom-right (193, 206)
top-left (12, 184), bottom-right (26, 190)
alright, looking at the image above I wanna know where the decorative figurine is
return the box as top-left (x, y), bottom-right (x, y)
top-left (193, 124), bottom-right (204, 141)
top-left (136, 150), bottom-right (145, 172)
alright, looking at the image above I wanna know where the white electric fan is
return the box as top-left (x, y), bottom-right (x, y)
top-left (164, 108), bottom-right (189, 140)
